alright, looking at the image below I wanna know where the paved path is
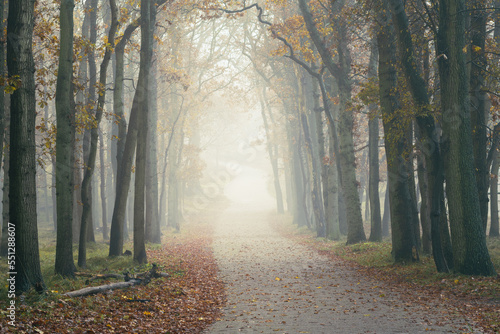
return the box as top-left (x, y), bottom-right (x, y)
top-left (206, 167), bottom-right (479, 334)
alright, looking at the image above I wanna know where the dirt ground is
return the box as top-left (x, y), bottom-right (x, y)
top-left (204, 167), bottom-right (482, 334)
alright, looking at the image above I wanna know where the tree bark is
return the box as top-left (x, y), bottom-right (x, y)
top-left (469, 0), bottom-right (489, 232)
top-left (8, 0), bottom-right (45, 291)
top-left (54, 0), bottom-right (77, 278)
top-left (387, 0), bottom-right (448, 271)
top-left (99, 131), bottom-right (109, 240)
top-left (437, 0), bottom-right (496, 275)
top-left (490, 151), bottom-right (499, 237)
top-left (326, 120), bottom-right (340, 240)
top-left (381, 184), bottom-right (390, 237)
top-left (145, 10), bottom-right (160, 243)
top-left (0, 0), bottom-right (5, 171)
top-left (81, 0), bottom-right (98, 244)
top-left (0, 99), bottom-right (9, 257)
top-left (133, 0), bottom-right (152, 264)
top-left (377, 15), bottom-right (418, 263)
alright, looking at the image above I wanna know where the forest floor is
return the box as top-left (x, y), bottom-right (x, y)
top-left (0, 202), bottom-right (227, 334)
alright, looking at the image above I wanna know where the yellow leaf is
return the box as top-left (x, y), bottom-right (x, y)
top-left (462, 46), bottom-right (468, 53)
top-left (275, 277), bottom-right (281, 281)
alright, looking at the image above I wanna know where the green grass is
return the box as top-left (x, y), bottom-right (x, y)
top-left (0, 224), bottom-right (181, 304)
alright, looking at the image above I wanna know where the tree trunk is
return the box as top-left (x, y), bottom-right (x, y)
top-left (377, 10), bottom-right (418, 262)
top-left (0, 0), bottom-right (5, 171)
top-left (437, 0), bottom-right (496, 275)
top-left (296, 67), bottom-right (326, 237)
top-left (73, 4), bottom-right (88, 242)
top-left (298, 0), bottom-right (365, 243)
top-left (285, 107), bottom-right (308, 226)
top-left (382, 184), bottom-right (390, 237)
top-left (51, 156), bottom-right (57, 232)
top-left (0, 103), bottom-right (9, 257)
top-left (259, 84), bottom-right (284, 214)
top-left (367, 38), bottom-right (382, 242)
top-left (388, 0), bottom-right (448, 272)
top-left (416, 124), bottom-right (431, 254)
top-left (54, 0), bottom-right (77, 278)
top-left (109, 32), bottom-right (143, 257)
top-left (79, 0), bottom-right (118, 266)
top-left (99, 131), bottom-right (109, 240)
top-left (8, 0), bottom-right (45, 291)
top-left (469, 0), bottom-right (489, 232)
top-left (145, 16), bottom-right (160, 243)
top-left (326, 120), bottom-right (340, 240)
top-left (133, 0), bottom-right (152, 264)
top-left (81, 0), bottom-right (98, 244)
top-left (490, 151), bottom-right (499, 237)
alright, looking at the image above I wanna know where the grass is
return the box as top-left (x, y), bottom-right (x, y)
top-left (0, 223), bottom-right (184, 305)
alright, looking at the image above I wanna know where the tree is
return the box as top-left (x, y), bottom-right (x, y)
top-left (298, 0), bottom-right (366, 244)
top-left (469, 0), bottom-right (489, 231)
top-left (376, 9), bottom-right (418, 262)
top-left (387, 0), bottom-right (449, 271)
top-left (78, 0), bottom-right (118, 268)
top-left (436, 0), bottom-right (496, 276)
top-left (133, 0), bottom-right (153, 264)
top-left (8, 0), bottom-right (45, 292)
top-left (55, 0), bottom-right (77, 277)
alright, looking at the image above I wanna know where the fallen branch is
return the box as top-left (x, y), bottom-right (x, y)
top-left (64, 264), bottom-right (170, 298)
top-left (63, 280), bottom-right (142, 298)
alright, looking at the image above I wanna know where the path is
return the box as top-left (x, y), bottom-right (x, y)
top-left (206, 167), bottom-right (479, 334)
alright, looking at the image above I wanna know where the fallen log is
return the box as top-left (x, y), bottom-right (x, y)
top-left (63, 264), bottom-right (170, 298)
top-left (63, 279), bottom-right (142, 298)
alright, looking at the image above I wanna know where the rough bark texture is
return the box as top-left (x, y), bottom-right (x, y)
top-left (377, 15), bottom-right (417, 263)
top-left (0, 0), bottom-right (5, 171)
top-left (387, 0), bottom-right (448, 272)
top-left (54, 0), bottom-right (77, 277)
top-left (8, 0), bottom-right (45, 291)
top-left (0, 106), bottom-right (9, 257)
top-left (437, 0), bottom-right (495, 276)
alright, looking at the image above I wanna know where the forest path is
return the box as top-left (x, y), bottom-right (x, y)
top-left (205, 167), bottom-right (477, 334)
